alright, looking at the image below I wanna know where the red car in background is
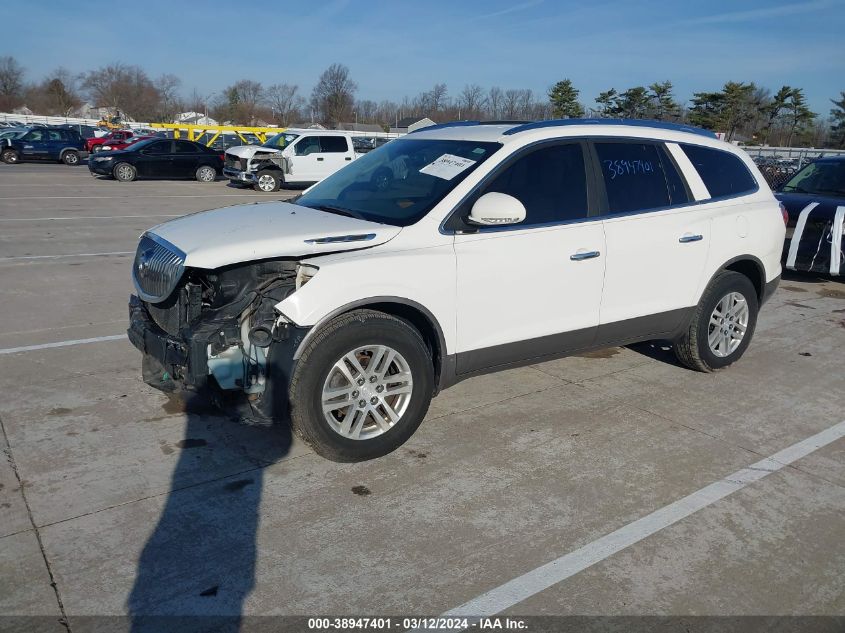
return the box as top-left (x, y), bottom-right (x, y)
top-left (97, 135), bottom-right (156, 152)
top-left (86, 130), bottom-right (135, 153)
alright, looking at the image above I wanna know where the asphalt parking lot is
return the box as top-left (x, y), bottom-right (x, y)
top-left (0, 162), bottom-right (843, 632)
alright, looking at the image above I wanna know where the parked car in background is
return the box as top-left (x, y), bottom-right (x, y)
top-left (0, 128), bottom-right (28, 141)
top-left (1, 127), bottom-right (87, 165)
top-left (224, 129), bottom-right (359, 192)
top-left (87, 129), bottom-right (135, 153)
top-left (57, 124), bottom-right (99, 139)
top-left (88, 138), bottom-right (223, 182)
top-left (776, 156), bottom-right (845, 276)
top-left (128, 119), bottom-right (784, 462)
top-left (98, 135), bottom-right (156, 152)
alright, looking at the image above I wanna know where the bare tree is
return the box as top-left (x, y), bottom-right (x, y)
top-left (487, 86), bottom-right (503, 119)
top-left (0, 56), bottom-right (25, 110)
top-left (266, 83), bottom-right (304, 125)
top-left (311, 63), bottom-right (357, 127)
top-left (154, 74), bottom-right (182, 121)
top-left (30, 67), bottom-right (81, 116)
top-left (81, 63), bottom-right (161, 120)
top-left (458, 84), bottom-right (486, 119)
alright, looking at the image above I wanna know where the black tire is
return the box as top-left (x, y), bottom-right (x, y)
top-left (674, 270), bottom-right (759, 372)
top-left (196, 164), bottom-right (216, 182)
top-left (254, 169), bottom-right (281, 192)
top-left (2, 149), bottom-right (20, 164)
top-left (288, 309), bottom-right (434, 462)
top-left (113, 162), bottom-right (137, 182)
top-left (61, 150), bottom-right (80, 166)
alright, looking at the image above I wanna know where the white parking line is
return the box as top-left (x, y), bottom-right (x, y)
top-left (0, 214), bottom-right (182, 221)
top-left (428, 419), bottom-right (845, 628)
top-left (0, 334), bottom-right (126, 355)
top-left (0, 251), bottom-right (132, 261)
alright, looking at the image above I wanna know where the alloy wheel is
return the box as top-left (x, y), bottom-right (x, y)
top-left (707, 292), bottom-right (749, 357)
top-left (321, 345), bottom-right (413, 440)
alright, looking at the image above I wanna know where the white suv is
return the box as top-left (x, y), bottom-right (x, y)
top-left (129, 120), bottom-right (785, 461)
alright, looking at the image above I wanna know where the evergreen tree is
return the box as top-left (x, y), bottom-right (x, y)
top-left (548, 79), bottom-right (584, 118)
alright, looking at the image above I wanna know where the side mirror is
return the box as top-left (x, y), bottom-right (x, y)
top-left (467, 192), bottom-right (526, 227)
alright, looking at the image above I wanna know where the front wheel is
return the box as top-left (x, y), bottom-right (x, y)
top-left (113, 162), bottom-right (137, 182)
top-left (288, 309), bottom-right (434, 462)
top-left (2, 149), bottom-right (20, 164)
top-left (674, 270), bottom-right (759, 372)
top-left (254, 170), bottom-right (280, 192)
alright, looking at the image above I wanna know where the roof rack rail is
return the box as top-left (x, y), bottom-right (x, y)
top-left (502, 118), bottom-right (716, 139)
top-left (408, 121), bottom-right (480, 134)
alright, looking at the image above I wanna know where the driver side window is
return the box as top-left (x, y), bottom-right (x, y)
top-left (479, 143), bottom-right (589, 227)
top-left (295, 136), bottom-right (321, 156)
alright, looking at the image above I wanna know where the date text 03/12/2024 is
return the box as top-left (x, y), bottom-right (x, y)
top-left (307, 617), bottom-right (528, 630)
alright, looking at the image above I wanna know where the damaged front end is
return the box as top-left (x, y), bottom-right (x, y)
top-left (127, 233), bottom-right (309, 422)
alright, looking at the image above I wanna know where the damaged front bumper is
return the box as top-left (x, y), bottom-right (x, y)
top-left (222, 167), bottom-right (257, 183)
top-left (127, 295), bottom-right (308, 419)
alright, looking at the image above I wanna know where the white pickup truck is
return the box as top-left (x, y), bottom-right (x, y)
top-left (223, 129), bottom-right (359, 192)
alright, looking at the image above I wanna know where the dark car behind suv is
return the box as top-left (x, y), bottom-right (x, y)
top-left (1, 127), bottom-right (88, 165)
top-left (88, 138), bottom-right (223, 182)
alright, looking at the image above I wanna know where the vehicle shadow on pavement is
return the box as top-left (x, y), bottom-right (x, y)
top-left (627, 340), bottom-right (686, 367)
top-left (127, 390), bottom-right (292, 633)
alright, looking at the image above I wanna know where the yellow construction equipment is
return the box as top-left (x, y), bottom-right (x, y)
top-left (149, 123), bottom-right (286, 146)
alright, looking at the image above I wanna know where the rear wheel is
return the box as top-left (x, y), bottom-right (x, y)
top-left (254, 170), bottom-right (280, 192)
top-left (2, 149), bottom-right (20, 164)
top-left (114, 162), bottom-right (137, 182)
top-left (674, 270), bottom-right (759, 372)
top-left (61, 150), bottom-right (80, 166)
top-left (196, 165), bottom-right (216, 182)
top-left (288, 310), bottom-right (434, 462)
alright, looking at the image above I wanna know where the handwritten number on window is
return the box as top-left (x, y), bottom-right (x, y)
top-left (603, 159), bottom-right (654, 181)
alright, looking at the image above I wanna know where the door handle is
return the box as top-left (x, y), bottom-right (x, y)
top-left (345, 157), bottom-right (352, 161)
top-left (570, 250), bottom-right (601, 261)
top-left (316, 157), bottom-right (324, 161)
top-left (679, 234), bottom-right (703, 243)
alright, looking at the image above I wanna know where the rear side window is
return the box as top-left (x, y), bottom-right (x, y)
top-left (483, 143), bottom-right (588, 226)
top-left (320, 136), bottom-right (349, 153)
top-left (595, 142), bottom-right (671, 213)
top-left (658, 146), bottom-right (691, 205)
top-left (680, 144), bottom-right (757, 198)
top-left (174, 140), bottom-right (199, 154)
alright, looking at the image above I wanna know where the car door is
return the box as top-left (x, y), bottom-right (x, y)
top-left (288, 136), bottom-right (322, 181)
top-left (453, 141), bottom-right (606, 374)
top-left (43, 129), bottom-right (66, 159)
top-left (172, 140), bottom-right (203, 177)
top-left (19, 130), bottom-right (48, 159)
top-left (136, 140), bottom-right (173, 177)
top-left (592, 140), bottom-right (711, 342)
top-left (317, 135), bottom-right (354, 177)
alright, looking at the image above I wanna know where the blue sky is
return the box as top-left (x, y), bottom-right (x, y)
top-left (10, 0), bottom-right (845, 114)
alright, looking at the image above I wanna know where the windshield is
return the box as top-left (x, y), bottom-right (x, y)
top-left (124, 138), bottom-right (156, 151)
top-left (296, 138), bottom-right (502, 226)
top-left (781, 160), bottom-right (845, 197)
top-left (262, 132), bottom-right (299, 149)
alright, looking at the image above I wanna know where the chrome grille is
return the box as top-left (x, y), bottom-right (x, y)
top-left (132, 234), bottom-right (186, 304)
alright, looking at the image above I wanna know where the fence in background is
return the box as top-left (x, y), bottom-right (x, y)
top-left (742, 146), bottom-right (845, 190)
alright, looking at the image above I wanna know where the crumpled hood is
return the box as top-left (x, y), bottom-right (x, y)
top-left (225, 144), bottom-right (278, 159)
top-left (147, 201), bottom-right (401, 269)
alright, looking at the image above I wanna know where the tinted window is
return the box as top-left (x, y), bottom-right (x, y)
top-left (145, 141), bottom-right (171, 155)
top-left (680, 144), bottom-right (757, 198)
top-left (24, 130), bottom-right (44, 142)
top-left (595, 142), bottom-right (670, 213)
top-left (295, 136), bottom-right (321, 156)
top-left (483, 143), bottom-right (588, 226)
top-left (320, 136), bottom-right (349, 153)
top-left (47, 130), bottom-right (63, 141)
top-left (174, 140), bottom-right (199, 154)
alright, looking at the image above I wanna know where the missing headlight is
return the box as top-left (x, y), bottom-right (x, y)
top-left (295, 263), bottom-right (319, 290)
